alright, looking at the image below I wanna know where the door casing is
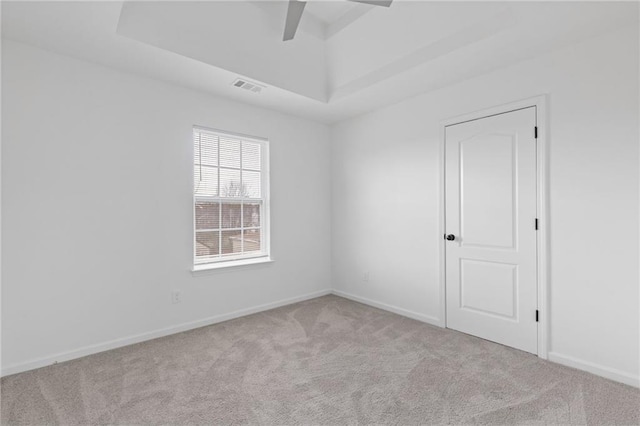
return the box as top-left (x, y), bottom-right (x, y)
top-left (439, 95), bottom-right (549, 359)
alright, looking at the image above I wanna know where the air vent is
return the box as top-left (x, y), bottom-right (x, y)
top-left (232, 78), bottom-right (266, 93)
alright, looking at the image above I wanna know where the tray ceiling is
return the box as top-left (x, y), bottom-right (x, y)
top-left (2, 1), bottom-right (638, 123)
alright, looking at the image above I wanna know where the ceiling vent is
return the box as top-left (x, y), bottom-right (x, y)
top-left (232, 78), bottom-right (266, 93)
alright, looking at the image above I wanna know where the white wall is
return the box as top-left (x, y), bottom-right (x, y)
top-left (1, 40), bottom-right (332, 374)
top-left (331, 25), bottom-right (640, 385)
top-left (2, 21), bottom-right (639, 389)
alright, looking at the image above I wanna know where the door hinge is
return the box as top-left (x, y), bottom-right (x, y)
top-left (536, 310), bottom-right (539, 322)
top-left (534, 126), bottom-right (538, 139)
top-left (535, 218), bottom-right (539, 230)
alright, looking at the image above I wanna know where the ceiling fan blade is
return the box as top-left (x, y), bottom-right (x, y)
top-left (348, 0), bottom-right (392, 7)
top-left (283, 0), bottom-right (307, 41)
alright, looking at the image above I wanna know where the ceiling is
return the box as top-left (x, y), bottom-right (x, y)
top-left (2, 1), bottom-right (638, 124)
top-left (304, 1), bottom-right (362, 25)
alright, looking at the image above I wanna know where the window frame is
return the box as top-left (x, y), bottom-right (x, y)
top-left (192, 126), bottom-right (271, 270)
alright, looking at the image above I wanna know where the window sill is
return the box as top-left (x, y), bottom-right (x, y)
top-left (191, 256), bottom-right (273, 274)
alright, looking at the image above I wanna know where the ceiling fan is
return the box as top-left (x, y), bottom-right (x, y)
top-left (283, 0), bottom-right (393, 41)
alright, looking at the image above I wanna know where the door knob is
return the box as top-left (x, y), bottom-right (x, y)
top-left (446, 234), bottom-right (455, 241)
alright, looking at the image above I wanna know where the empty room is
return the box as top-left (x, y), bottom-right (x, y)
top-left (1, 0), bottom-right (639, 424)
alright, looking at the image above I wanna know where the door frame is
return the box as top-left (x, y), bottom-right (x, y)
top-left (439, 95), bottom-right (549, 359)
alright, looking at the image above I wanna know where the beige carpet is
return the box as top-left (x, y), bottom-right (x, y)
top-left (2, 295), bottom-right (639, 425)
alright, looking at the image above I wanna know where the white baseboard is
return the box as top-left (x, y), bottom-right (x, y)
top-left (332, 292), bottom-right (639, 389)
top-left (548, 352), bottom-right (639, 388)
top-left (1, 289), bottom-right (332, 377)
top-left (332, 290), bottom-right (441, 327)
top-left (5, 289), bottom-right (637, 391)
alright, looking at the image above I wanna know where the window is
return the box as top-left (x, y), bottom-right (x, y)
top-left (193, 127), bottom-right (269, 268)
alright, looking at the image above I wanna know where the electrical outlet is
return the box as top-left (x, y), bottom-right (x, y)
top-left (171, 290), bottom-right (182, 304)
top-left (363, 272), bottom-right (370, 282)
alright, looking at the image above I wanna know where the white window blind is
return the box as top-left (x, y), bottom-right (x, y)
top-left (193, 127), bottom-right (269, 266)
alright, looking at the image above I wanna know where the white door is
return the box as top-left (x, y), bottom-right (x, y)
top-left (445, 107), bottom-right (538, 354)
